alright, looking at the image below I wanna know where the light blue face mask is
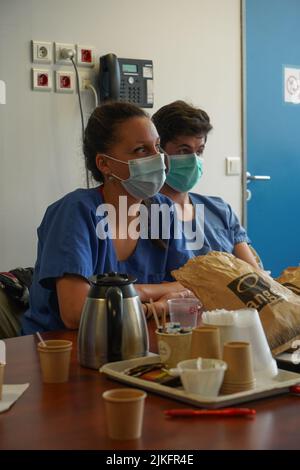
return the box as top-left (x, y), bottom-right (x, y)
top-left (103, 152), bottom-right (166, 200)
top-left (165, 153), bottom-right (203, 192)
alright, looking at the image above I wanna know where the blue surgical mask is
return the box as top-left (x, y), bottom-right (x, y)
top-left (103, 152), bottom-right (166, 200)
top-left (165, 153), bottom-right (203, 192)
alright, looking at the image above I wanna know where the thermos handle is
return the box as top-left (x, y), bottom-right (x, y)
top-left (106, 286), bottom-right (123, 362)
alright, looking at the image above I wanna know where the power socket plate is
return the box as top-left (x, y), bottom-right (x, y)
top-left (55, 70), bottom-right (75, 93)
top-left (55, 42), bottom-right (76, 65)
top-left (77, 45), bottom-right (95, 67)
top-left (79, 71), bottom-right (91, 90)
top-left (32, 68), bottom-right (52, 91)
top-left (32, 40), bottom-right (52, 64)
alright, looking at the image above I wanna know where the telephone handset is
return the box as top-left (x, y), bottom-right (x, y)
top-left (99, 53), bottom-right (120, 101)
top-left (98, 53), bottom-right (153, 108)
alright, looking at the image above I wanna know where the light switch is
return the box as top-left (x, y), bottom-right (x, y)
top-left (0, 80), bottom-right (5, 104)
top-left (226, 157), bottom-right (241, 175)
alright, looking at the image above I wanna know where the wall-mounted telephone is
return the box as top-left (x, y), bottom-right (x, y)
top-left (99, 53), bottom-right (153, 108)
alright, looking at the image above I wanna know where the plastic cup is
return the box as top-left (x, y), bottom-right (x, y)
top-left (102, 388), bottom-right (147, 440)
top-left (190, 326), bottom-right (221, 359)
top-left (202, 308), bottom-right (278, 378)
top-left (177, 358), bottom-right (227, 396)
top-left (37, 340), bottom-right (72, 383)
top-left (156, 330), bottom-right (192, 369)
top-left (168, 298), bottom-right (202, 328)
top-left (0, 363), bottom-right (5, 400)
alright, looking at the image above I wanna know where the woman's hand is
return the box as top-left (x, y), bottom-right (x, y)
top-left (136, 281), bottom-right (189, 302)
top-left (144, 289), bottom-right (194, 319)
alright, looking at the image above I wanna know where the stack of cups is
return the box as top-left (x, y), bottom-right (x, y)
top-left (37, 340), bottom-right (73, 383)
top-left (190, 326), bottom-right (221, 360)
top-left (220, 341), bottom-right (255, 394)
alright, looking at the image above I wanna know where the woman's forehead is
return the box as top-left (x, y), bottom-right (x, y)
top-left (116, 116), bottom-right (159, 143)
top-left (171, 134), bottom-right (206, 146)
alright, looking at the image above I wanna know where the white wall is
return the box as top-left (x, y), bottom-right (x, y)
top-left (0, 0), bottom-right (242, 270)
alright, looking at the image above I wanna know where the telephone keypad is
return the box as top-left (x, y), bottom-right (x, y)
top-left (118, 59), bottom-right (153, 107)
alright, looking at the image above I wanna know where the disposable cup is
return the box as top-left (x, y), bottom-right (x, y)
top-left (221, 341), bottom-right (255, 394)
top-left (168, 298), bottom-right (202, 328)
top-left (102, 388), bottom-right (147, 440)
top-left (190, 326), bottom-right (221, 359)
top-left (37, 340), bottom-right (72, 383)
top-left (177, 358), bottom-right (227, 396)
top-left (202, 308), bottom-right (278, 378)
top-left (156, 330), bottom-right (192, 369)
top-left (0, 363), bottom-right (5, 400)
top-left (221, 381), bottom-right (256, 394)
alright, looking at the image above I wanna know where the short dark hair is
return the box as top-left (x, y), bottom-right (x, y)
top-left (152, 100), bottom-right (212, 149)
top-left (83, 101), bottom-right (148, 183)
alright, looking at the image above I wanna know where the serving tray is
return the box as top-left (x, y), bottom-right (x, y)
top-left (100, 354), bottom-right (300, 409)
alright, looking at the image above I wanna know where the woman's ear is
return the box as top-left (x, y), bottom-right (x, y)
top-left (96, 154), bottom-right (111, 177)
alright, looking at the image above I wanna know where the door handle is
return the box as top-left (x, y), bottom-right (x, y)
top-left (246, 171), bottom-right (271, 182)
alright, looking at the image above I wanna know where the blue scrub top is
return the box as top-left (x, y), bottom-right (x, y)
top-left (182, 192), bottom-right (250, 256)
top-left (21, 188), bottom-right (192, 334)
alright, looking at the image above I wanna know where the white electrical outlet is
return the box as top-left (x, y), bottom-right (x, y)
top-left (77, 45), bottom-right (95, 67)
top-left (32, 68), bottom-right (52, 91)
top-left (55, 71), bottom-right (75, 93)
top-left (55, 42), bottom-right (76, 65)
top-left (79, 71), bottom-right (92, 90)
top-left (32, 41), bottom-right (52, 64)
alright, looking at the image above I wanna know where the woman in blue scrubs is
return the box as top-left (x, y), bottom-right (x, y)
top-left (152, 100), bottom-right (260, 268)
top-left (22, 102), bottom-right (192, 334)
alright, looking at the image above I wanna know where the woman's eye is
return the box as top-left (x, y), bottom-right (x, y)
top-left (134, 147), bottom-right (146, 154)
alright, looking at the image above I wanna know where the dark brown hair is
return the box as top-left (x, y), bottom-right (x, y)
top-left (152, 100), bottom-right (212, 148)
top-left (83, 101), bottom-right (148, 183)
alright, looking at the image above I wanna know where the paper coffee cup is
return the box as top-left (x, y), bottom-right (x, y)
top-left (102, 388), bottom-right (147, 440)
top-left (156, 330), bottom-right (192, 369)
top-left (38, 340), bottom-right (72, 383)
top-left (221, 341), bottom-right (255, 394)
top-left (190, 326), bottom-right (221, 359)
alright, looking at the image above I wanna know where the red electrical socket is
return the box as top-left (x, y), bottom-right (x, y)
top-left (38, 73), bottom-right (48, 86)
top-left (60, 75), bottom-right (71, 88)
top-left (81, 49), bottom-right (92, 63)
top-left (32, 68), bottom-right (52, 91)
top-left (77, 45), bottom-right (95, 67)
top-left (55, 71), bottom-right (74, 93)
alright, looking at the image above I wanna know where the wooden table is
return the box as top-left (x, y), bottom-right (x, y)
top-left (1, 321), bottom-right (300, 450)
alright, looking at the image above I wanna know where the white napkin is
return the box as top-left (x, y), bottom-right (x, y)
top-left (0, 384), bottom-right (29, 413)
top-left (202, 309), bottom-right (237, 325)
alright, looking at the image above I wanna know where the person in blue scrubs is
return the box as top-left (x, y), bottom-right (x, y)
top-left (22, 102), bottom-right (192, 334)
top-left (152, 100), bottom-right (260, 268)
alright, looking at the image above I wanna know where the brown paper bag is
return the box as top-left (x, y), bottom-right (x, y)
top-left (277, 267), bottom-right (300, 296)
top-left (172, 252), bottom-right (300, 355)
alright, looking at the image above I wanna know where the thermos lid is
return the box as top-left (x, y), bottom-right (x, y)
top-left (94, 272), bottom-right (137, 286)
top-left (87, 273), bottom-right (138, 299)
